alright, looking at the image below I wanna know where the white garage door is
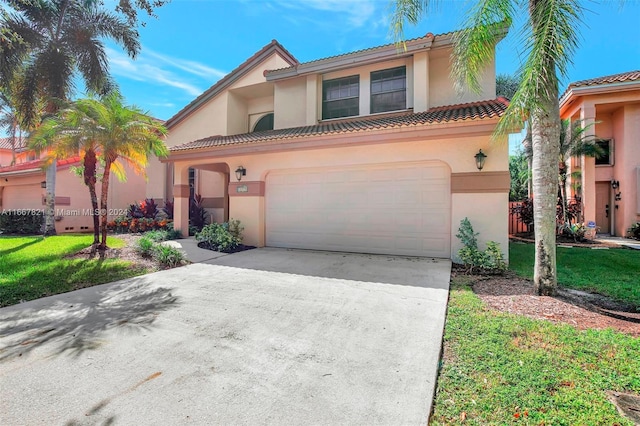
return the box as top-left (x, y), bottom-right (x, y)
top-left (266, 162), bottom-right (451, 257)
top-left (3, 185), bottom-right (43, 210)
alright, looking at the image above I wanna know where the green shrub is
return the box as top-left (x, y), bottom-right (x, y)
top-left (628, 222), bottom-right (640, 240)
top-left (153, 244), bottom-right (185, 268)
top-left (145, 230), bottom-right (168, 242)
top-left (195, 220), bottom-right (244, 252)
top-left (0, 210), bottom-right (44, 234)
top-left (135, 236), bottom-right (155, 258)
top-left (456, 218), bottom-right (506, 274)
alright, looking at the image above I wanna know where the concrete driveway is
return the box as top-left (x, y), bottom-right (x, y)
top-left (0, 248), bottom-right (451, 425)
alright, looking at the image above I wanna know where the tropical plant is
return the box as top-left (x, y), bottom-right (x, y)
top-left (153, 244), bottom-right (185, 269)
top-left (455, 218), bottom-right (506, 274)
top-left (135, 235), bottom-right (154, 257)
top-left (0, 83), bottom-right (25, 165)
top-left (31, 98), bottom-right (106, 243)
top-left (392, 0), bottom-right (586, 295)
top-left (189, 194), bottom-right (208, 231)
top-left (90, 92), bottom-right (167, 248)
top-left (196, 221), bottom-right (244, 253)
top-left (509, 149), bottom-right (528, 201)
top-left (0, 0), bottom-right (140, 236)
top-left (628, 222), bottom-right (640, 240)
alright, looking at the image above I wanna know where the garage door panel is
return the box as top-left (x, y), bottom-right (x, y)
top-left (266, 162), bottom-right (450, 257)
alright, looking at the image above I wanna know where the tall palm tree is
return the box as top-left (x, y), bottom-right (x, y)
top-left (73, 92), bottom-right (167, 249)
top-left (30, 99), bottom-right (104, 244)
top-left (392, 0), bottom-right (584, 295)
top-left (0, 0), bottom-right (140, 235)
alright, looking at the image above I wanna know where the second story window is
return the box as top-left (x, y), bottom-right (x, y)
top-left (595, 139), bottom-right (613, 165)
top-left (322, 75), bottom-right (359, 119)
top-left (370, 66), bottom-right (406, 114)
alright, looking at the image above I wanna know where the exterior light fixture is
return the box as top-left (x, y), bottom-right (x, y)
top-left (235, 166), bottom-right (246, 181)
top-left (474, 149), bottom-right (487, 171)
top-left (611, 179), bottom-right (620, 189)
top-left (40, 181), bottom-right (46, 188)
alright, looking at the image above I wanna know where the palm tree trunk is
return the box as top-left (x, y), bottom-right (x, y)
top-left (531, 100), bottom-right (561, 295)
top-left (43, 161), bottom-right (57, 236)
top-left (83, 150), bottom-right (100, 245)
top-left (98, 158), bottom-right (112, 249)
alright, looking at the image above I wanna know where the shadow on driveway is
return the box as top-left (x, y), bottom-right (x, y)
top-left (0, 277), bottom-right (179, 361)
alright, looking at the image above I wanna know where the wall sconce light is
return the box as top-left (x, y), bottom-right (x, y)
top-left (40, 181), bottom-right (46, 189)
top-left (611, 179), bottom-right (622, 201)
top-left (611, 179), bottom-right (619, 189)
top-left (474, 149), bottom-right (487, 171)
top-left (235, 166), bottom-right (246, 182)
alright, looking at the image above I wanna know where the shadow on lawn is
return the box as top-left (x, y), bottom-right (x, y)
top-left (0, 275), bottom-right (179, 360)
top-left (0, 236), bottom-right (43, 257)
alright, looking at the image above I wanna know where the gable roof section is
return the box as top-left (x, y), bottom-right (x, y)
top-left (560, 70), bottom-right (640, 104)
top-left (169, 97), bottom-right (509, 153)
top-left (165, 40), bottom-right (298, 130)
top-left (265, 25), bottom-right (508, 80)
top-left (0, 137), bottom-right (27, 152)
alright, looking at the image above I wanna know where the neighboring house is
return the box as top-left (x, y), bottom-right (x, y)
top-left (560, 70), bottom-right (640, 237)
top-left (0, 140), bottom-right (147, 234)
top-left (0, 137), bottom-right (35, 166)
top-left (149, 30), bottom-right (512, 260)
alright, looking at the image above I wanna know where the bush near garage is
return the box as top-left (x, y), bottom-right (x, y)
top-left (0, 210), bottom-right (44, 235)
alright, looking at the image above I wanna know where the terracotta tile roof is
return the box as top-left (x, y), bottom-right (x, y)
top-left (0, 155), bottom-right (81, 175)
top-left (0, 137), bottom-right (27, 152)
top-left (170, 98), bottom-right (509, 153)
top-left (264, 32), bottom-right (444, 75)
top-left (560, 70), bottom-right (640, 103)
top-left (165, 40), bottom-right (298, 129)
top-left (569, 70), bottom-right (640, 88)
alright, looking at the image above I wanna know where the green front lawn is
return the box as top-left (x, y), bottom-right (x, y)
top-left (432, 277), bottom-right (640, 425)
top-left (0, 235), bottom-right (148, 307)
top-left (510, 242), bottom-right (640, 308)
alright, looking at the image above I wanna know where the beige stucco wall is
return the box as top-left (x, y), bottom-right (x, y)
top-left (428, 48), bottom-right (496, 107)
top-left (274, 78), bottom-right (307, 129)
top-left (171, 127), bottom-right (509, 259)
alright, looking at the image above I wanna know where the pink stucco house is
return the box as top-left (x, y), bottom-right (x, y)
top-left (148, 29), bottom-right (511, 260)
top-left (0, 138), bottom-right (148, 234)
top-left (560, 70), bottom-right (640, 237)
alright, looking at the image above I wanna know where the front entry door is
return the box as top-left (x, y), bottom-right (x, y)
top-left (595, 182), bottom-right (610, 234)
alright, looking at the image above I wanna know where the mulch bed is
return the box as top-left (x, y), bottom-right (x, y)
top-left (461, 270), bottom-right (640, 338)
top-left (66, 234), bottom-right (158, 272)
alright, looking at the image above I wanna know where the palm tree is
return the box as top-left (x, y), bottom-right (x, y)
top-left (0, 84), bottom-right (24, 165)
top-left (392, 0), bottom-right (585, 295)
top-left (523, 119), bottom-right (602, 227)
top-left (30, 99), bottom-right (104, 244)
top-left (73, 92), bottom-right (167, 249)
top-left (0, 0), bottom-right (140, 236)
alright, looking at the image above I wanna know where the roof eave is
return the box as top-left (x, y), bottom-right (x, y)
top-left (165, 42), bottom-right (298, 129)
top-left (560, 80), bottom-right (640, 108)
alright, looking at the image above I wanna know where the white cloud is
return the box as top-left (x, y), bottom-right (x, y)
top-left (271, 0), bottom-right (378, 29)
top-left (105, 46), bottom-right (227, 97)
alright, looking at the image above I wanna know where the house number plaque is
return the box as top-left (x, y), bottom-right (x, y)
top-left (236, 185), bottom-right (248, 193)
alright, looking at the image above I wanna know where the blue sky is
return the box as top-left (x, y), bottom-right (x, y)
top-left (106, 0), bottom-right (640, 123)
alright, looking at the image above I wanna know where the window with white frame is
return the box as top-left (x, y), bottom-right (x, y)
top-left (370, 66), bottom-right (406, 114)
top-left (322, 75), bottom-right (359, 119)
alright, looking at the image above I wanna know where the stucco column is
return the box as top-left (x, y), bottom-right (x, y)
top-left (580, 104), bottom-right (597, 230)
top-left (306, 75), bottom-right (319, 125)
top-left (412, 51), bottom-right (429, 113)
top-left (228, 181), bottom-right (265, 247)
top-left (173, 164), bottom-right (190, 236)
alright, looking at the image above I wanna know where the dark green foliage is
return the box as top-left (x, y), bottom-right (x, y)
top-left (496, 73), bottom-right (520, 99)
top-left (628, 223), bottom-right (640, 240)
top-left (144, 229), bottom-right (182, 242)
top-left (0, 210), bottom-right (44, 234)
top-left (456, 218), bottom-right (506, 273)
top-left (196, 220), bottom-right (244, 253)
top-left (509, 150), bottom-right (528, 201)
top-left (189, 194), bottom-right (208, 231)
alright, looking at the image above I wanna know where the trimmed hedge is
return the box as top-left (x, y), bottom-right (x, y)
top-left (0, 211), bottom-right (44, 235)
